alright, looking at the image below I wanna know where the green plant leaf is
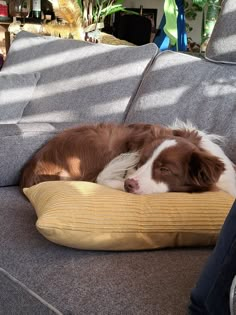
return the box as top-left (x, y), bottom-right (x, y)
top-left (192, 0), bottom-right (208, 8)
top-left (81, 0), bottom-right (138, 23)
top-left (185, 10), bottom-right (197, 20)
top-left (102, 7), bottom-right (138, 16)
top-left (184, 2), bottom-right (189, 9)
top-left (115, 0), bottom-right (125, 4)
top-left (77, 0), bottom-right (82, 10)
top-left (100, 4), bottom-right (138, 17)
top-left (122, 9), bottom-right (139, 15)
top-left (100, 4), bottom-right (122, 13)
top-left (192, 3), bottom-right (203, 11)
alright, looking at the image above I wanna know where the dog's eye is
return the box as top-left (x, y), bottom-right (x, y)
top-left (160, 166), bottom-right (170, 174)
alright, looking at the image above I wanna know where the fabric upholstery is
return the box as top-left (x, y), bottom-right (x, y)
top-left (125, 51), bottom-right (236, 164)
top-left (0, 186), bottom-right (211, 315)
top-left (0, 72), bottom-right (40, 123)
top-left (205, 0), bottom-right (236, 64)
top-left (2, 31), bottom-right (158, 124)
top-left (0, 268), bottom-right (62, 315)
top-left (24, 181), bottom-right (234, 251)
top-left (0, 123), bottom-right (59, 186)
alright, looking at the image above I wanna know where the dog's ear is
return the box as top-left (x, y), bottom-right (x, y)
top-left (188, 151), bottom-right (225, 187)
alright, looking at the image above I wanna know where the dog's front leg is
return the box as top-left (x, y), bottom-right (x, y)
top-left (96, 152), bottom-right (140, 191)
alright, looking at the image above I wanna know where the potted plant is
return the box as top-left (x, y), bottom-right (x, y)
top-left (46, 0), bottom-right (137, 42)
top-left (192, 0), bottom-right (222, 51)
top-left (184, 0), bottom-right (222, 52)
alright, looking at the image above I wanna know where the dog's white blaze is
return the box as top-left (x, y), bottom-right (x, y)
top-left (128, 139), bottom-right (177, 194)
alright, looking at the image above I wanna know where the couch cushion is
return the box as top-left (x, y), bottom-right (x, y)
top-left (2, 31), bottom-right (158, 124)
top-left (125, 51), bottom-right (236, 164)
top-left (0, 268), bottom-right (62, 315)
top-left (0, 123), bottom-right (59, 186)
top-left (0, 186), bottom-right (211, 315)
top-left (24, 181), bottom-right (234, 251)
top-left (205, 0), bottom-right (236, 64)
top-left (0, 72), bottom-right (40, 123)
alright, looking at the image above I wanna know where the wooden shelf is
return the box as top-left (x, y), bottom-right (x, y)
top-left (0, 20), bottom-right (11, 54)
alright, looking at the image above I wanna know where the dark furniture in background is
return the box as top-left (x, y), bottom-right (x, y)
top-left (113, 8), bottom-right (158, 46)
top-left (114, 14), bottom-right (152, 46)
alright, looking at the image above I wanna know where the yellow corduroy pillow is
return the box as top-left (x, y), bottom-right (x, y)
top-left (23, 181), bottom-right (235, 251)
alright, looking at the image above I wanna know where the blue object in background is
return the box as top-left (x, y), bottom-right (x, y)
top-left (154, 14), bottom-right (170, 51)
top-left (176, 0), bottom-right (187, 51)
top-left (154, 0), bottom-right (187, 51)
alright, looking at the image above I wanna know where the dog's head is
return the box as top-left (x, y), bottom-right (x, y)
top-left (124, 137), bottom-right (225, 194)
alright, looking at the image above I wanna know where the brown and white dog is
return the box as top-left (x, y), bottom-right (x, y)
top-left (20, 122), bottom-right (236, 197)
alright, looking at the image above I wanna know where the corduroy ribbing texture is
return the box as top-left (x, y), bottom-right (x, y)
top-left (24, 181), bottom-right (235, 251)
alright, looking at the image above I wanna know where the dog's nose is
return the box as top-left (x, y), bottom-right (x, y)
top-left (124, 178), bottom-right (139, 193)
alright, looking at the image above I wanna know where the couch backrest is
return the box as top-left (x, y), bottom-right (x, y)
top-left (125, 51), bottom-right (236, 164)
top-left (2, 31), bottom-right (158, 125)
top-left (205, 0), bottom-right (236, 64)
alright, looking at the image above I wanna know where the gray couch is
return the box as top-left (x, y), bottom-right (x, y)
top-left (0, 0), bottom-right (235, 313)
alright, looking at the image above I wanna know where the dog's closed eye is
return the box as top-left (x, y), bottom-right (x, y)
top-left (159, 166), bottom-right (170, 174)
